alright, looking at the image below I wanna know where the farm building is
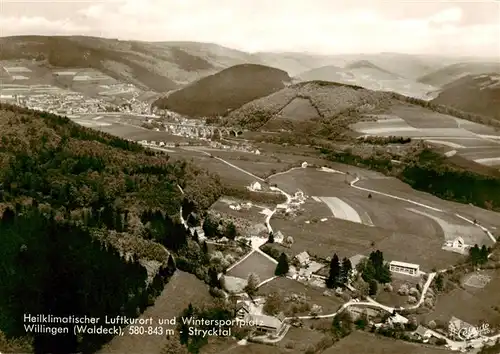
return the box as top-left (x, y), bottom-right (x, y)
top-left (443, 236), bottom-right (471, 255)
top-left (295, 251), bottom-right (311, 267)
top-left (235, 299), bottom-right (286, 335)
top-left (248, 181), bottom-right (262, 191)
top-left (413, 325), bottom-right (433, 343)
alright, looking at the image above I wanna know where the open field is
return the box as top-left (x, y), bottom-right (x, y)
top-left (210, 197), bottom-right (270, 224)
top-left (206, 150), bottom-right (292, 178)
top-left (420, 289), bottom-right (500, 328)
top-left (271, 214), bottom-right (461, 271)
top-left (226, 251), bottom-right (277, 281)
top-left (185, 155), bottom-right (260, 187)
top-left (94, 122), bottom-right (194, 143)
top-left (99, 271), bottom-right (213, 354)
top-left (319, 197), bottom-right (363, 224)
top-left (355, 177), bottom-right (500, 237)
top-left (322, 331), bottom-right (451, 354)
top-left (289, 198), bottom-right (333, 224)
top-left (277, 327), bottom-right (331, 352)
top-left (408, 207), bottom-right (487, 245)
top-left (257, 277), bottom-right (344, 316)
top-left (419, 270), bottom-right (500, 328)
top-left (270, 169), bottom-right (445, 237)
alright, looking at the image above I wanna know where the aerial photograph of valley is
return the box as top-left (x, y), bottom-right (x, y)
top-left (0, 0), bottom-right (500, 353)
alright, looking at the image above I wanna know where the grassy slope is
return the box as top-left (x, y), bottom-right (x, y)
top-left (431, 74), bottom-right (500, 121)
top-left (0, 36), bottom-right (260, 92)
top-left (418, 62), bottom-right (500, 87)
top-left (153, 64), bottom-right (291, 117)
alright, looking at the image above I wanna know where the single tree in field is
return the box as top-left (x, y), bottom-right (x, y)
top-left (268, 231), bottom-right (274, 244)
top-left (245, 273), bottom-right (260, 296)
top-left (326, 253), bottom-right (341, 288)
top-left (275, 253), bottom-right (289, 276)
top-left (225, 222), bottom-right (237, 240)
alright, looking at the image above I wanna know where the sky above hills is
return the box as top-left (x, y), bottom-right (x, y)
top-left (1, 0), bottom-right (499, 57)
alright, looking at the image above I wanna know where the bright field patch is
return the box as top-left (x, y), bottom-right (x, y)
top-left (226, 251), bottom-right (277, 282)
top-left (463, 273), bottom-right (492, 288)
top-left (319, 196), bottom-right (363, 224)
top-left (407, 208), bottom-right (487, 245)
top-left (275, 97), bottom-right (321, 121)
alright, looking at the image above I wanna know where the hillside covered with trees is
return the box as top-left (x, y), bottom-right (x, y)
top-left (152, 64), bottom-right (291, 117)
top-left (0, 104), bottom-right (223, 353)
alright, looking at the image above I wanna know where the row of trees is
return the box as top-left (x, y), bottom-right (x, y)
top-left (469, 244), bottom-right (490, 266)
top-left (326, 254), bottom-right (353, 289)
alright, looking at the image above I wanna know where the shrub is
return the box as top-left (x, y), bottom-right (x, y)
top-left (407, 296), bottom-right (417, 304)
top-left (398, 284), bottom-right (409, 295)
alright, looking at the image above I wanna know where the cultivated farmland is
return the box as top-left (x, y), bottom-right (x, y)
top-left (350, 103), bottom-right (500, 167)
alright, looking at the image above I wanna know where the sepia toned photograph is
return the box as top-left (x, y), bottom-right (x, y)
top-left (0, 0), bottom-right (499, 353)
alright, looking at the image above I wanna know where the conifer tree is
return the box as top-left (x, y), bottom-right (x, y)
top-left (275, 253), bottom-right (289, 276)
top-left (326, 253), bottom-right (341, 288)
top-left (340, 257), bottom-right (353, 284)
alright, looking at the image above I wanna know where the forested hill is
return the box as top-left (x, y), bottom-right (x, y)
top-left (0, 103), bottom-right (222, 213)
top-left (0, 104), bottom-right (223, 353)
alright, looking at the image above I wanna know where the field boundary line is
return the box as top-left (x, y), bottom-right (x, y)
top-left (226, 250), bottom-right (256, 272)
